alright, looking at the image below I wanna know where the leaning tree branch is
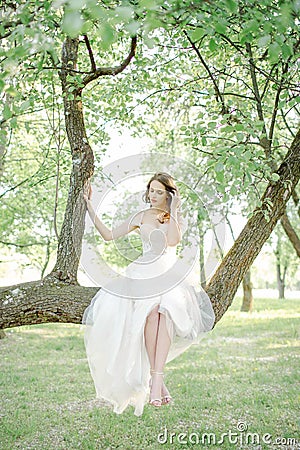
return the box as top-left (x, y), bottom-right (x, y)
top-left (206, 127), bottom-right (300, 324)
top-left (280, 213), bottom-right (300, 258)
top-left (82, 36), bottom-right (137, 87)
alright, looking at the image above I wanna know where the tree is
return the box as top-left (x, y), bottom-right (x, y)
top-left (0, 0), bottom-right (299, 330)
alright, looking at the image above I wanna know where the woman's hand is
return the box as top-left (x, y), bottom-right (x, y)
top-left (83, 180), bottom-right (92, 204)
top-left (169, 191), bottom-right (181, 211)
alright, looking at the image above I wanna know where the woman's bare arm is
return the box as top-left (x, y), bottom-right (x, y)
top-left (167, 208), bottom-right (182, 246)
top-left (83, 180), bottom-right (141, 241)
top-left (166, 192), bottom-right (182, 246)
top-left (85, 198), bottom-right (140, 241)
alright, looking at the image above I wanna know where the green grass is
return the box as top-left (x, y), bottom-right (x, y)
top-left (1, 296), bottom-right (299, 450)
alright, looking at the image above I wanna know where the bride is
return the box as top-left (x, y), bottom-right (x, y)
top-left (82, 172), bottom-right (215, 416)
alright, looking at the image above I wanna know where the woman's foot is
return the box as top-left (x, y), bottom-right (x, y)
top-left (149, 371), bottom-right (163, 407)
top-left (161, 381), bottom-right (172, 405)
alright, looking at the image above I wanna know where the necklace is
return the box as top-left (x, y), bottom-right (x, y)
top-left (149, 207), bottom-right (169, 223)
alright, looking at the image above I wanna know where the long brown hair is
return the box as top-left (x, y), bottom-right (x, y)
top-left (143, 172), bottom-right (179, 223)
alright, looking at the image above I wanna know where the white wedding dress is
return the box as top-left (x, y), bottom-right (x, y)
top-left (82, 209), bottom-right (215, 416)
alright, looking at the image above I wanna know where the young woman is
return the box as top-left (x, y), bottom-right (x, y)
top-left (82, 172), bottom-right (215, 416)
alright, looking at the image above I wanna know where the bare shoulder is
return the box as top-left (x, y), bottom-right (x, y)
top-left (129, 210), bottom-right (145, 228)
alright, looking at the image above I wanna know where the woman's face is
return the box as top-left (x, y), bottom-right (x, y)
top-left (148, 180), bottom-right (168, 210)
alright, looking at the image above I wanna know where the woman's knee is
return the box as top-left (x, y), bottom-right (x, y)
top-left (146, 306), bottom-right (159, 324)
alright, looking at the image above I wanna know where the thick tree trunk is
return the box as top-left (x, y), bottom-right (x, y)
top-left (276, 264), bottom-right (286, 299)
top-left (47, 37), bottom-right (94, 285)
top-left (280, 212), bottom-right (300, 258)
top-left (241, 269), bottom-right (253, 312)
top-left (0, 280), bottom-right (98, 329)
top-left (199, 229), bottom-right (206, 289)
top-left (1, 128), bottom-right (299, 329)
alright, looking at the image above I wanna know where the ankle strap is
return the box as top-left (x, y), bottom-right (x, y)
top-left (151, 371), bottom-right (164, 375)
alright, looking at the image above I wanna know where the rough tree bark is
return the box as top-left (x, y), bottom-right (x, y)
top-left (280, 213), bottom-right (300, 258)
top-left (241, 270), bottom-right (253, 312)
top-left (276, 264), bottom-right (287, 300)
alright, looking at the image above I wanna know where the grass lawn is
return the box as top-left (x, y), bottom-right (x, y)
top-left (1, 295), bottom-right (299, 450)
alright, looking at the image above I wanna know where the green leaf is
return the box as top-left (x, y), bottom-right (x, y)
top-left (115, 6), bottom-right (134, 21)
top-left (214, 162), bottom-right (224, 172)
top-left (244, 19), bottom-right (259, 33)
top-left (10, 117), bottom-right (18, 128)
top-left (209, 38), bottom-right (217, 52)
top-left (216, 171), bottom-right (225, 183)
top-left (125, 20), bottom-right (140, 36)
top-left (191, 28), bottom-right (206, 41)
top-left (236, 132), bottom-right (244, 142)
top-left (98, 23), bottom-right (115, 49)
top-left (268, 42), bottom-right (281, 63)
top-left (3, 104), bottom-right (12, 120)
top-left (0, 79), bottom-right (5, 92)
top-left (230, 185), bottom-right (237, 195)
top-left (143, 36), bottom-right (155, 48)
top-left (257, 35), bottom-right (271, 48)
top-left (281, 43), bottom-right (293, 59)
top-left (215, 20), bottom-right (227, 35)
top-left (270, 173), bottom-right (280, 182)
top-left (225, 0), bottom-right (238, 12)
top-left (62, 11), bottom-right (84, 37)
top-left (139, 0), bottom-right (158, 10)
top-left (20, 100), bottom-right (31, 112)
top-left (228, 155), bottom-right (237, 166)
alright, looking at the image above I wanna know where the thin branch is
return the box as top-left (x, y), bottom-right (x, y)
top-left (281, 109), bottom-right (296, 138)
top-left (183, 30), bottom-right (227, 114)
top-left (82, 36), bottom-right (137, 87)
top-left (269, 65), bottom-right (289, 144)
top-left (260, 64), bottom-right (278, 100)
top-left (0, 240), bottom-right (45, 247)
top-left (245, 42), bottom-right (270, 155)
top-left (83, 35), bottom-right (96, 73)
top-left (222, 92), bottom-right (255, 101)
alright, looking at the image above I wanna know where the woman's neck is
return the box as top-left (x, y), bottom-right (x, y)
top-left (149, 206), bottom-right (169, 214)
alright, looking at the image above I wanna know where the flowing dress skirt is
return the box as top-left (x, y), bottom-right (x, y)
top-left (82, 243), bottom-right (215, 416)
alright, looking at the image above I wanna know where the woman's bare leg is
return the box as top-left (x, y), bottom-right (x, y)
top-left (144, 305), bottom-right (160, 374)
top-left (153, 313), bottom-right (171, 372)
top-left (150, 312), bottom-right (172, 403)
